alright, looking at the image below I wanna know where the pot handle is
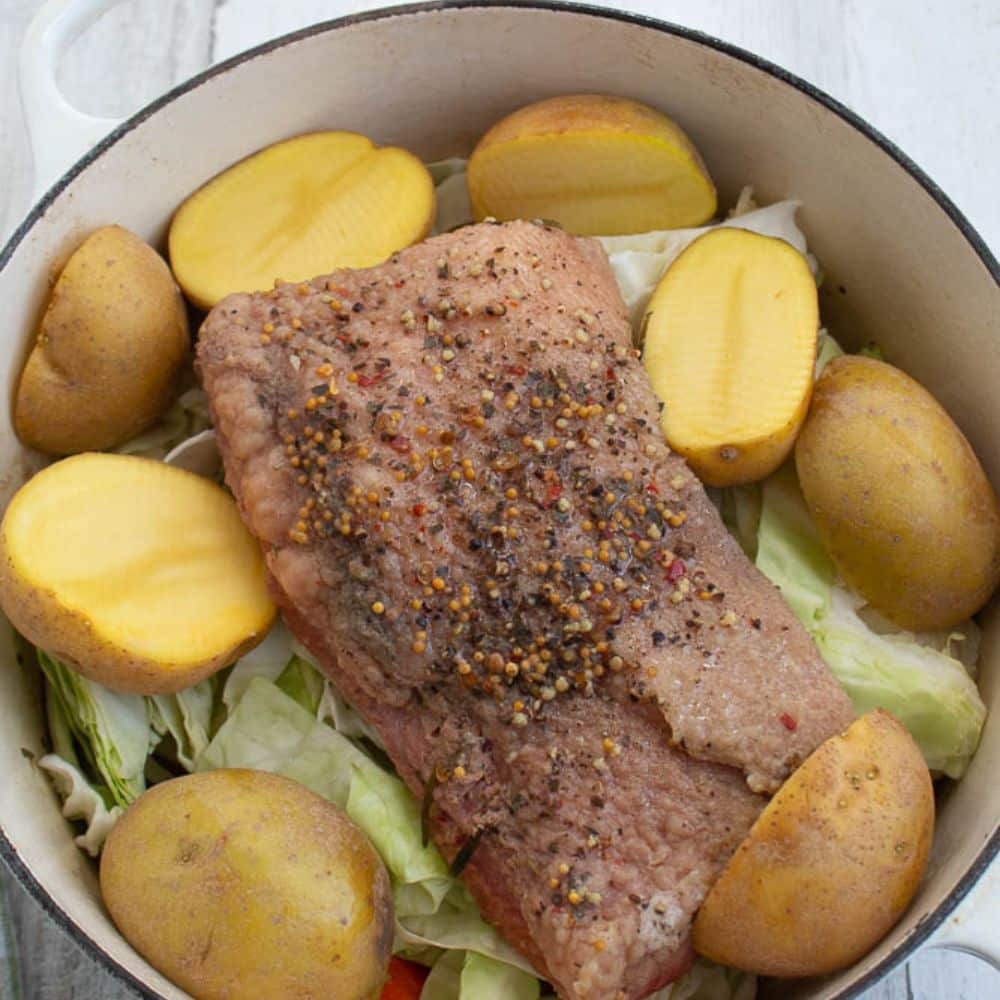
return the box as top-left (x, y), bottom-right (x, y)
top-left (19, 0), bottom-right (128, 202)
top-left (927, 861), bottom-right (999, 971)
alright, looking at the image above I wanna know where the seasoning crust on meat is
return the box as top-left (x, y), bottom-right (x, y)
top-left (198, 220), bottom-right (854, 1000)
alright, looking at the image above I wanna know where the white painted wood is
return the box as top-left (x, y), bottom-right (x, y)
top-left (58, 0), bottom-right (214, 117)
top-left (0, 0), bottom-right (45, 242)
top-left (0, 1), bottom-right (996, 998)
top-left (210, 0), bottom-right (1000, 252)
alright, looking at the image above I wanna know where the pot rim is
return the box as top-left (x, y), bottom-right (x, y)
top-left (1, 2), bottom-right (997, 997)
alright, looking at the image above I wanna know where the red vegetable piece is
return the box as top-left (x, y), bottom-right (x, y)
top-left (380, 957), bottom-right (429, 1000)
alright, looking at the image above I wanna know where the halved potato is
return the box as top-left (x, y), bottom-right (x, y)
top-left (643, 227), bottom-right (818, 486)
top-left (169, 131), bottom-right (435, 308)
top-left (467, 94), bottom-right (716, 235)
top-left (15, 225), bottom-right (189, 455)
top-left (0, 453), bottom-right (275, 694)
top-left (693, 709), bottom-right (934, 978)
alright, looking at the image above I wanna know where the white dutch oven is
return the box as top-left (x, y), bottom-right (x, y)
top-left (1, 1), bottom-right (997, 997)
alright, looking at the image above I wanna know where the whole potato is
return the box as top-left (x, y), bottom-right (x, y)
top-left (15, 225), bottom-right (189, 455)
top-left (795, 355), bottom-right (1000, 630)
top-left (693, 709), bottom-right (933, 977)
top-left (100, 770), bottom-right (393, 1000)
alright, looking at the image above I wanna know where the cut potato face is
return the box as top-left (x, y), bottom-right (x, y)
top-left (796, 355), bottom-right (1000, 631)
top-left (693, 709), bottom-right (934, 978)
top-left (467, 94), bottom-right (716, 235)
top-left (643, 228), bottom-right (818, 486)
top-left (15, 225), bottom-right (189, 455)
top-left (169, 131), bottom-right (435, 308)
top-left (0, 453), bottom-right (275, 694)
top-left (101, 770), bottom-right (393, 1000)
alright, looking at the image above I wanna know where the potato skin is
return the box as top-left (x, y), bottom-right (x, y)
top-left (693, 709), bottom-right (933, 978)
top-left (0, 560), bottom-right (267, 695)
top-left (795, 355), bottom-right (1000, 630)
top-left (15, 225), bottom-right (189, 455)
top-left (100, 770), bottom-right (393, 1000)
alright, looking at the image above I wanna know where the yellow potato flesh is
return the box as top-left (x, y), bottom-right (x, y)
top-left (796, 355), bottom-right (1000, 630)
top-left (693, 709), bottom-right (934, 978)
top-left (101, 770), bottom-right (392, 1000)
top-left (169, 131), bottom-right (435, 308)
top-left (0, 453), bottom-right (275, 693)
top-left (467, 94), bottom-right (716, 235)
top-left (643, 228), bottom-right (817, 486)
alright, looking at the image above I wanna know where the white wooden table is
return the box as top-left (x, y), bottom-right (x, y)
top-left (0, 1), bottom-right (996, 997)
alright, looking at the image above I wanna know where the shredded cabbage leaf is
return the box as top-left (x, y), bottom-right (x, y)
top-left (221, 619), bottom-right (298, 711)
top-left (293, 637), bottom-right (384, 742)
top-left (421, 950), bottom-right (541, 1000)
top-left (814, 327), bottom-right (844, 375)
top-left (599, 199), bottom-right (815, 329)
top-left (752, 466), bottom-right (986, 777)
top-left (34, 652), bottom-right (153, 855)
top-left (38, 688), bottom-right (124, 857)
top-left (428, 157), bottom-right (474, 235)
top-left (649, 962), bottom-right (757, 1000)
top-left (275, 655), bottom-right (326, 716)
top-left (114, 386), bottom-right (212, 461)
top-left (454, 952), bottom-right (540, 1000)
top-left (37, 652), bottom-right (153, 807)
top-left (149, 681), bottom-right (215, 771)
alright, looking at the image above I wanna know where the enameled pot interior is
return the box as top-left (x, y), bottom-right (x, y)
top-left (1, 4), bottom-right (996, 999)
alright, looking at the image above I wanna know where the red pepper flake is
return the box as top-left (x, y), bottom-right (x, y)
top-left (666, 559), bottom-right (686, 583)
top-left (544, 482), bottom-right (563, 507)
top-left (411, 503), bottom-right (426, 517)
top-left (357, 372), bottom-right (385, 388)
top-left (780, 712), bottom-right (798, 732)
top-left (389, 436), bottom-right (411, 453)
top-left (605, 367), bottom-right (616, 382)
top-left (505, 363), bottom-right (527, 377)
top-left (645, 482), bottom-right (659, 495)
